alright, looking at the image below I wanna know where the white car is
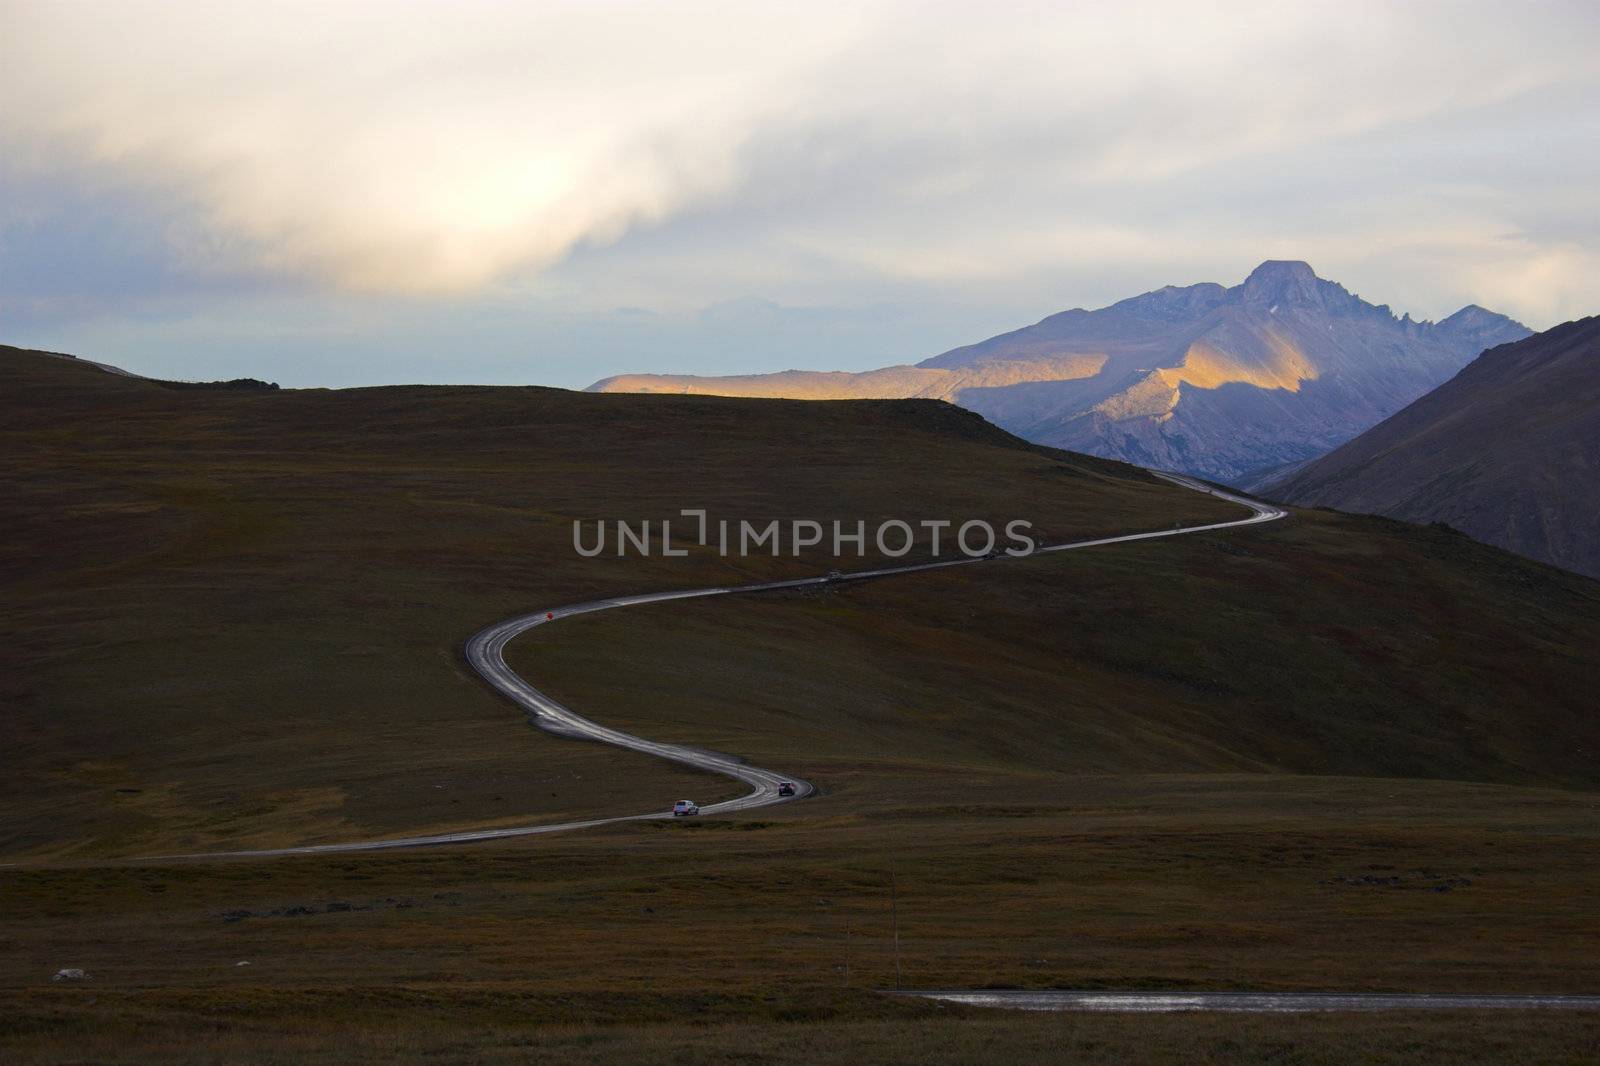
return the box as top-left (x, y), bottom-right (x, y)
top-left (672, 799), bottom-right (699, 817)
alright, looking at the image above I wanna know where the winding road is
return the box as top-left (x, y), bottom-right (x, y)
top-left (103, 476), bottom-right (1600, 1015)
top-left (170, 472), bottom-right (1283, 860)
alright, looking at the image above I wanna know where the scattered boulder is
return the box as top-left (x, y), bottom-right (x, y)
top-left (51, 968), bottom-right (88, 982)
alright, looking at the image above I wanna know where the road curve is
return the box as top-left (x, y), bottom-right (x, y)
top-left (150, 472), bottom-right (1283, 860)
top-left (893, 989), bottom-right (1600, 1013)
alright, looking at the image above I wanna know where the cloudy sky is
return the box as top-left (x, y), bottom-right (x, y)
top-left (3, 0), bottom-right (1597, 387)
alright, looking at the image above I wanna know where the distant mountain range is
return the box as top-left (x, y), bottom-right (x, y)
top-left (590, 261), bottom-right (1529, 483)
top-left (1267, 316), bottom-right (1600, 579)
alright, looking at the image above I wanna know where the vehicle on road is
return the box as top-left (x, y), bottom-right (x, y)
top-left (777, 781), bottom-right (796, 797)
top-left (672, 799), bottom-right (699, 817)
top-left (825, 570), bottom-right (844, 582)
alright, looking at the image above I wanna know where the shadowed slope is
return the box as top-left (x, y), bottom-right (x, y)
top-left (1268, 316), bottom-right (1600, 578)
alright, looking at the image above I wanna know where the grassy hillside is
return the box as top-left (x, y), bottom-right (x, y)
top-left (513, 508), bottom-right (1600, 792)
top-left (1, 344), bottom-right (1230, 859)
top-left (5, 344), bottom-right (1599, 1063)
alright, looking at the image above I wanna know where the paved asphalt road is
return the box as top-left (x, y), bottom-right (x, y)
top-left (895, 990), bottom-right (1600, 1012)
top-left (145, 472), bottom-right (1282, 860)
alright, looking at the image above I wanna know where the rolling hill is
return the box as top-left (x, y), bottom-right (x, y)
top-left (6, 340), bottom-right (1597, 860)
top-left (591, 261), bottom-right (1529, 483)
top-left (1267, 316), bottom-right (1600, 578)
top-left (6, 342), bottom-right (1600, 1062)
top-left (0, 342), bottom-right (1235, 859)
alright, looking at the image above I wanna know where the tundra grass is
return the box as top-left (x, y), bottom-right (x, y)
top-left (5, 345), bottom-right (1599, 1062)
top-left (1, 346), bottom-right (1229, 858)
top-left (6, 1009), bottom-right (1600, 1065)
top-left (3, 775), bottom-right (1599, 1061)
top-left (511, 508), bottom-right (1600, 792)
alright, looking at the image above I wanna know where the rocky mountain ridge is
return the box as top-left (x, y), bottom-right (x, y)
top-left (591, 261), bottom-right (1529, 483)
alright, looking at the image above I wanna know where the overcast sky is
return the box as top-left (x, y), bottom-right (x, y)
top-left (3, 0), bottom-right (1597, 388)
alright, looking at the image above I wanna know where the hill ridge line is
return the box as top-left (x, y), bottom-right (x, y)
top-left (9, 473), bottom-right (1280, 867)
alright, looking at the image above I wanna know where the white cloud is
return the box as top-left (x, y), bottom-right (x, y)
top-left (3, 1), bottom-right (871, 290)
top-left (2, 0), bottom-right (1597, 339)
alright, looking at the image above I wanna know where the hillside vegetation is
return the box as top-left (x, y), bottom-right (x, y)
top-left (515, 509), bottom-right (1600, 793)
top-left (1, 344), bottom-right (1228, 859)
top-left (4, 343), bottom-right (1599, 1063)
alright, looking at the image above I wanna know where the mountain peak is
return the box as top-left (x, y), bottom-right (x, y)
top-left (1235, 260), bottom-right (1325, 308)
top-left (1438, 303), bottom-right (1506, 329)
top-left (1244, 259), bottom-right (1318, 285)
top-left (596, 262), bottom-right (1531, 483)
top-left (1436, 303), bottom-right (1531, 348)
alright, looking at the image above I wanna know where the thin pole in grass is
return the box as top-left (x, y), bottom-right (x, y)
top-left (841, 920), bottom-right (851, 989)
top-left (890, 864), bottom-right (902, 990)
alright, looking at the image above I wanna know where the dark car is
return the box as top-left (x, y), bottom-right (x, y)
top-left (777, 781), bottom-right (796, 797)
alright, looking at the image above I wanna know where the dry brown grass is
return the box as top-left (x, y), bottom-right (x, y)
top-left (7, 1008), bottom-right (1600, 1065)
top-left (5, 345), bottom-right (1600, 1063)
top-left (2, 345), bottom-right (1223, 859)
top-left (511, 508), bottom-right (1600, 792)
